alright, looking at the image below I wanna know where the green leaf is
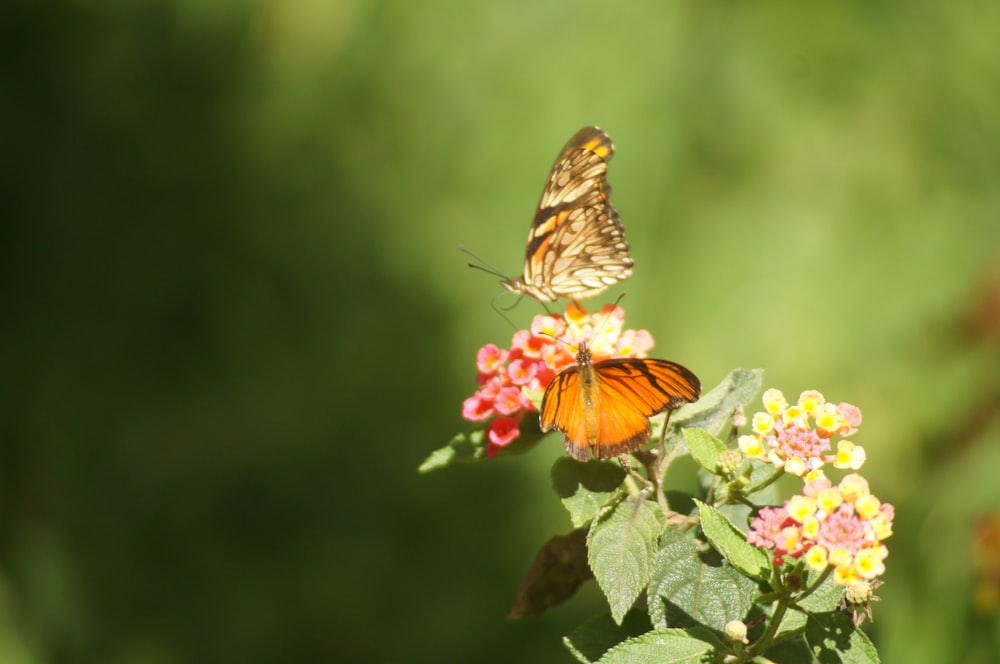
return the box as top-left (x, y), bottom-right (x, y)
top-left (745, 460), bottom-right (782, 504)
top-left (803, 612), bottom-right (880, 664)
top-left (718, 461), bottom-right (781, 529)
top-left (562, 611), bottom-right (654, 664)
top-left (696, 501), bottom-right (770, 580)
top-left (773, 571), bottom-right (848, 642)
top-left (761, 638), bottom-right (814, 663)
top-left (508, 529), bottom-right (592, 619)
top-left (671, 368), bottom-right (764, 438)
top-left (798, 574), bottom-right (846, 614)
top-left (418, 427), bottom-right (547, 473)
top-left (595, 628), bottom-right (720, 664)
top-left (551, 458), bottom-right (626, 527)
top-left (417, 431), bottom-right (486, 473)
top-left (647, 413), bottom-right (686, 454)
top-left (588, 497), bottom-right (665, 624)
top-left (684, 429), bottom-right (728, 476)
top-left (648, 528), bottom-right (757, 631)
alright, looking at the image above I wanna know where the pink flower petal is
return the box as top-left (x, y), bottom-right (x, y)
top-left (506, 358), bottom-right (538, 386)
top-left (462, 395), bottom-right (495, 421)
top-left (476, 343), bottom-right (508, 375)
top-left (487, 416), bottom-right (521, 447)
top-left (495, 386), bottom-right (527, 415)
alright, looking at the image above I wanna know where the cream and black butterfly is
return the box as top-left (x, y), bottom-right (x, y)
top-left (465, 126), bottom-right (633, 302)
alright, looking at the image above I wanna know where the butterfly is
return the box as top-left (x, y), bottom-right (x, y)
top-left (501, 126), bottom-right (633, 302)
top-left (539, 344), bottom-right (700, 462)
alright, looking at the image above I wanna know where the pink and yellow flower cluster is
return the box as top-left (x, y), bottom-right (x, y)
top-left (462, 302), bottom-right (654, 457)
top-left (738, 388), bottom-right (865, 479)
top-left (748, 474), bottom-right (895, 587)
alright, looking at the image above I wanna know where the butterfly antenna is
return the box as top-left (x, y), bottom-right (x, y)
top-left (459, 245), bottom-right (510, 280)
top-left (459, 245), bottom-right (558, 316)
top-left (543, 294), bottom-right (626, 356)
top-left (461, 244), bottom-right (542, 317)
top-left (541, 330), bottom-right (580, 355)
top-left (583, 292), bottom-right (628, 349)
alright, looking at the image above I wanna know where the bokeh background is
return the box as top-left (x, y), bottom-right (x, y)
top-left (3, 1), bottom-right (1000, 662)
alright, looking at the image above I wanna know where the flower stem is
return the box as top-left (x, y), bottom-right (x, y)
top-left (748, 597), bottom-right (788, 660)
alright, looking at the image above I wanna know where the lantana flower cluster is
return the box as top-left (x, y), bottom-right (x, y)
top-left (738, 388), bottom-right (865, 479)
top-left (462, 302), bottom-right (654, 457)
top-left (748, 473), bottom-right (895, 587)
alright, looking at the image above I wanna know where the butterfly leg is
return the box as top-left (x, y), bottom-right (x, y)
top-left (618, 455), bottom-right (664, 531)
top-left (617, 453), bottom-right (655, 499)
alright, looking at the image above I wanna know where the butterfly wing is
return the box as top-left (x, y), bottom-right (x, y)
top-left (539, 366), bottom-right (590, 461)
top-left (504, 126), bottom-right (633, 301)
top-left (588, 358), bottom-right (701, 459)
top-left (540, 356), bottom-right (700, 461)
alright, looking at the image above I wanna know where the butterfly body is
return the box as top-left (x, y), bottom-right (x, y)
top-left (540, 345), bottom-right (700, 462)
top-left (502, 126), bottom-right (633, 302)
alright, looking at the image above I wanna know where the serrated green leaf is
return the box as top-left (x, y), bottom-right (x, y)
top-left (551, 458), bottom-right (626, 527)
top-left (648, 529), bottom-right (696, 629)
top-left (773, 571), bottom-right (848, 643)
top-left (647, 409), bottom-right (685, 449)
top-left (798, 574), bottom-right (846, 614)
top-left (717, 502), bottom-right (752, 532)
top-left (588, 497), bottom-right (665, 624)
top-left (648, 528), bottom-right (757, 631)
top-left (684, 429), bottom-right (728, 475)
top-left (743, 459), bottom-right (782, 505)
top-left (696, 501), bottom-right (770, 580)
top-left (761, 637), bottom-right (814, 664)
top-left (595, 628), bottom-right (719, 664)
top-left (803, 612), bottom-right (880, 664)
top-left (774, 608), bottom-right (808, 643)
top-left (562, 611), bottom-right (653, 664)
top-left (671, 368), bottom-right (764, 438)
top-left (417, 431), bottom-right (486, 473)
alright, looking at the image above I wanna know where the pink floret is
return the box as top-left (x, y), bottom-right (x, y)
top-left (486, 417), bottom-right (521, 457)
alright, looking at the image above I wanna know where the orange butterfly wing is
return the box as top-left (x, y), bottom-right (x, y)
top-left (503, 126), bottom-right (633, 301)
top-left (540, 354), bottom-right (700, 462)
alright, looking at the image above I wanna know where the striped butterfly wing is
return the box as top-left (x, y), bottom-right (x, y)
top-left (539, 368), bottom-right (590, 459)
top-left (503, 126), bottom-right (633, 302)
top-left (540, 355), bottom-right (700, 461)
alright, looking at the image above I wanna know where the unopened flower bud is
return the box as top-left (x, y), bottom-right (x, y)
top-left (724, 620), bottom-right (748, 644)
top-left (719, 449), bottom-right (744, 474)
top-left (844, 580), bottom-right (875, 606)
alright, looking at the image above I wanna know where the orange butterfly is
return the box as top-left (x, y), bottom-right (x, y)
top-left (540, 344), bottom-right (700, 462)
top-left (501, 126), bottom-right (633, 301)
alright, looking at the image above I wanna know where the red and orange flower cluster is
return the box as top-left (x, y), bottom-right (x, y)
top-left (748, 473), bottom-right (895, 587)
top-left (462, 302), bottom-right (654, 457)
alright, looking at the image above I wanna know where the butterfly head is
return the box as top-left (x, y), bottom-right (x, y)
top-left (500, 275), bottom-right (560, 302)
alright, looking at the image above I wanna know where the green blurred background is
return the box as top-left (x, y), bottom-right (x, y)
top-left (3, 1), bottom-right (1000, 662)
